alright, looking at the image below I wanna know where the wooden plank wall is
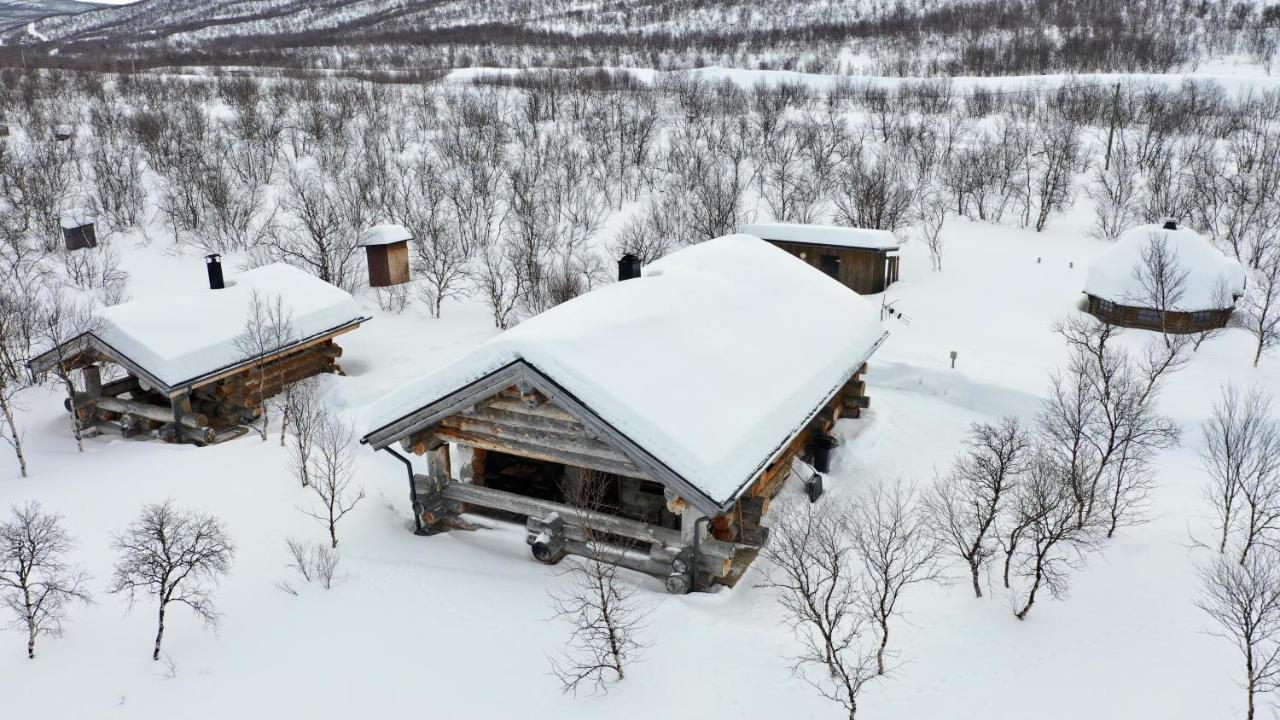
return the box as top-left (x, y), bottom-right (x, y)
top-left (1085, 295), bottom-right (1233, 334)
top-left (767, 240), bottom-right (891, 294)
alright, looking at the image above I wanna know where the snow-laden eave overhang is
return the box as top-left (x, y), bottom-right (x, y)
top-left (361, 330), bottom-right (888, 517)
top-left (28, 316), bottom-right (370, 397)
top-left (759, 237), bottom-right (901, 253)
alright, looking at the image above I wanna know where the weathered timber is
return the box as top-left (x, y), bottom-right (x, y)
top-left (471, 404), bottom-right (587, 436)
top-left (486, 395), bottom-right (577, 423)
top-left (437, 479), bottom-right (735, 574)
top-left (437, 415), bottom-right (622, 460)
top-left (431, 426), bottom-right (645, 478)
top-left (749, 428), bottom-right (811, 499)
top-left (184, 331), bottom-right (355, 393)
top-left (95, 396), bottom-right (209, 429)
top-left (100, 375), bottom-right (142, 398)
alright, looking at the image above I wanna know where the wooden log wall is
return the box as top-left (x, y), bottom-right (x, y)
top-left (709, 363), bottom-right (872, 543)
top-left (403, 385), bottom-right (647, 479)
top-left (75, 339), bottom-right (346, 444)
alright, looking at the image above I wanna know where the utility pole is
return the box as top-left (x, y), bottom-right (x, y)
top-left (1104, 81), bottom-right (1121, 171)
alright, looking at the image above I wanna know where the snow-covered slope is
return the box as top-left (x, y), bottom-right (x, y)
top-left (1, 202), bottom-right (1266, 720)
top-left (0, 0), bottom-right (100, 32)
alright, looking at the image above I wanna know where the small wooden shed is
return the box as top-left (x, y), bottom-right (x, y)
top-left (361, 235), bottom-right (888, 593)
top-left (61, 215), bottom-right (97, 251)
top-left (28, 262), bottom-right (370, 445)
top-left (1083, 221), bottom-right (1246, 334)
top-left (361, 224), bottom-right (412, 287)
top-left (743, 222), bottom-right (900, 295)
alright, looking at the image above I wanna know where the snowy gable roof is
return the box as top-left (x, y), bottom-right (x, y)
top-left (1084, 223), bottom-right (1247, 312)
top-left (363, 235), bottom-right (888, 510)
top-left (45, 264), bottom-right (366, 391)
top-left (359, 224), bottom-right (413, 247)
top-left (743, 222), bottom-right (900, 251)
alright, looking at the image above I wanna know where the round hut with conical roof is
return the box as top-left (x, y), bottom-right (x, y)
top-left (1083, 221), bottom-right (1246, 333)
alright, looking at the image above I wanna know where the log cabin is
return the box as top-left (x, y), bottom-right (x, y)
top-left (28, 258), bottom-right (369, 445)
top-left (743, 222), bottom-right (900, 294)
top-left (361, 234), bottom-right (888, 593)
top-left (1083, 221), bottom-right (1246, 334)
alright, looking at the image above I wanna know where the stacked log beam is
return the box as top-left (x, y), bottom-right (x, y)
top-left (206, 342), bottom-right (341, 420)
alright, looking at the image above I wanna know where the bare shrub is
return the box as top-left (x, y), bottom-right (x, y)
top-left (109, 500), bottom-right (235, 660)
top-left (759, 500), bottom-right (877, 719)
top-left (0, 502), bottom-right (90, 659)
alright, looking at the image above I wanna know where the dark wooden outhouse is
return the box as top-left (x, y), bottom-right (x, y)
top-left (361, 224), bottom-right (412, 288)
top-left (61, 217), bottom-right (97, 251)
top-left (744, 222), bottom-right (900, 295)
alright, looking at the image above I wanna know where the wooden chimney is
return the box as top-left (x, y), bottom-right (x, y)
top-left (360, 224), bottom-right (412, 288)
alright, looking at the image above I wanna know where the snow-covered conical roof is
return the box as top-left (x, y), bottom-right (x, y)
top-left (1083, 223), bottom-right (1246, 312)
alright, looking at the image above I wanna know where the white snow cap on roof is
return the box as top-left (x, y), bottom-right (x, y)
top-left (1084, 223), bottom-right (1247, 312)
top-left (96, 263), bottom-right (364, 387)
top-left (360, 224), bottom-right (413, 247)
top-left (365, 235), bottom-right (887, 507)
top-left (743, 222), bottom-right (899, 251)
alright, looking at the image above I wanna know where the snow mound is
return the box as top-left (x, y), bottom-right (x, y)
top-left (743, 222), bottom-right (900, 250)
top-left (1083, 223), bottom-right (1246, 311)
top-left (364, 235), bottom-right (888, 506)
top-left (96, 263), bottom-right (365, 387)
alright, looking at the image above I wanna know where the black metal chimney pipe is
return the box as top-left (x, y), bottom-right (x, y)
top-left (205, 253), bottom-right (224, 290)
top-left (618, 253), bottom-right (641, 282)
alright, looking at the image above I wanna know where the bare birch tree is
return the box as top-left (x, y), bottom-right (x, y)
top-left (35, 289), bottom-right (102, 453)
top-left (1200, 548), bottom-right (1280, 720)
top-left (853, 484), bottom-right (942, 674)
top-left (759, 500), bottom-right (877, 719)
top-left (549, 470), bottom-right (648, 694)
top-left (925, 417), bottom-right (1029, 598)
top-left (1011, 454), bottom-right (1097, 620)
top-left (303, 412), bottom-right (363, 549)
top-left (1202, 386), bottom-right (1280, 556)
top-left (108, 501), bottom-right (235, 660)
top-left (0, 290), bottom-right (38, 477)
top-left (234, 290), bottom-right (296, 441)
top-left (0, 503), bottom-right (90, 659)
top-left (285, 379), bottom-right (322, 487)
top-left (1243, 252), bottom-right (1280, 368)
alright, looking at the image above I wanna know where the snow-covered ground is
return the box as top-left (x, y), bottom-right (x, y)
top-left (0, 157), bottom-right (1270, 718)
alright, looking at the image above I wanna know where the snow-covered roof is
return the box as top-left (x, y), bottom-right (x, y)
top-left (59, 212), bottom-right (94, 229)
top-left (40, 264), bottom-right (366, 390)
top-left (360, 224), bottom-right (413, 247)
top-left (364, 235), bottom-right (887, 509)
top-left (1084, 223), bottom-right (1247, 312)
top-left (743, 222), bottom-right (900, 251)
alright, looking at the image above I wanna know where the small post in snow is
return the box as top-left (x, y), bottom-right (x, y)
top-left (950, 350), bottom-right (958, 369)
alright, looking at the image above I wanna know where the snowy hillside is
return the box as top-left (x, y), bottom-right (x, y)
top-left (0, 0), bottom-right (99, 31)
top-left (0, 0), bottom-right (1276, 77)
top-left (2, 47), bottom-right (1280, 720)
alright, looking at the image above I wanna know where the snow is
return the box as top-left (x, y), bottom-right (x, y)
top-left (88, 263), bottom-right (366, 388)
top-left (2, 194), bottom-right (1271, 720)
top-left (1083, 223), bottom-right (1247, 311)
top-left (364, 235), bottom-right (887, 507)
top-left (743, 221), bottom-right (900, 250)
top-left (358, 223), bottom-right (412, 247)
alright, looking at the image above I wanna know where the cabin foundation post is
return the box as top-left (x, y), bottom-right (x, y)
top-left (455, 445), bottom-right (476, 483)
top-left (81, 365), bottom-right (102, 399)
top-left (169, 393), bottom-right (189, 445)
